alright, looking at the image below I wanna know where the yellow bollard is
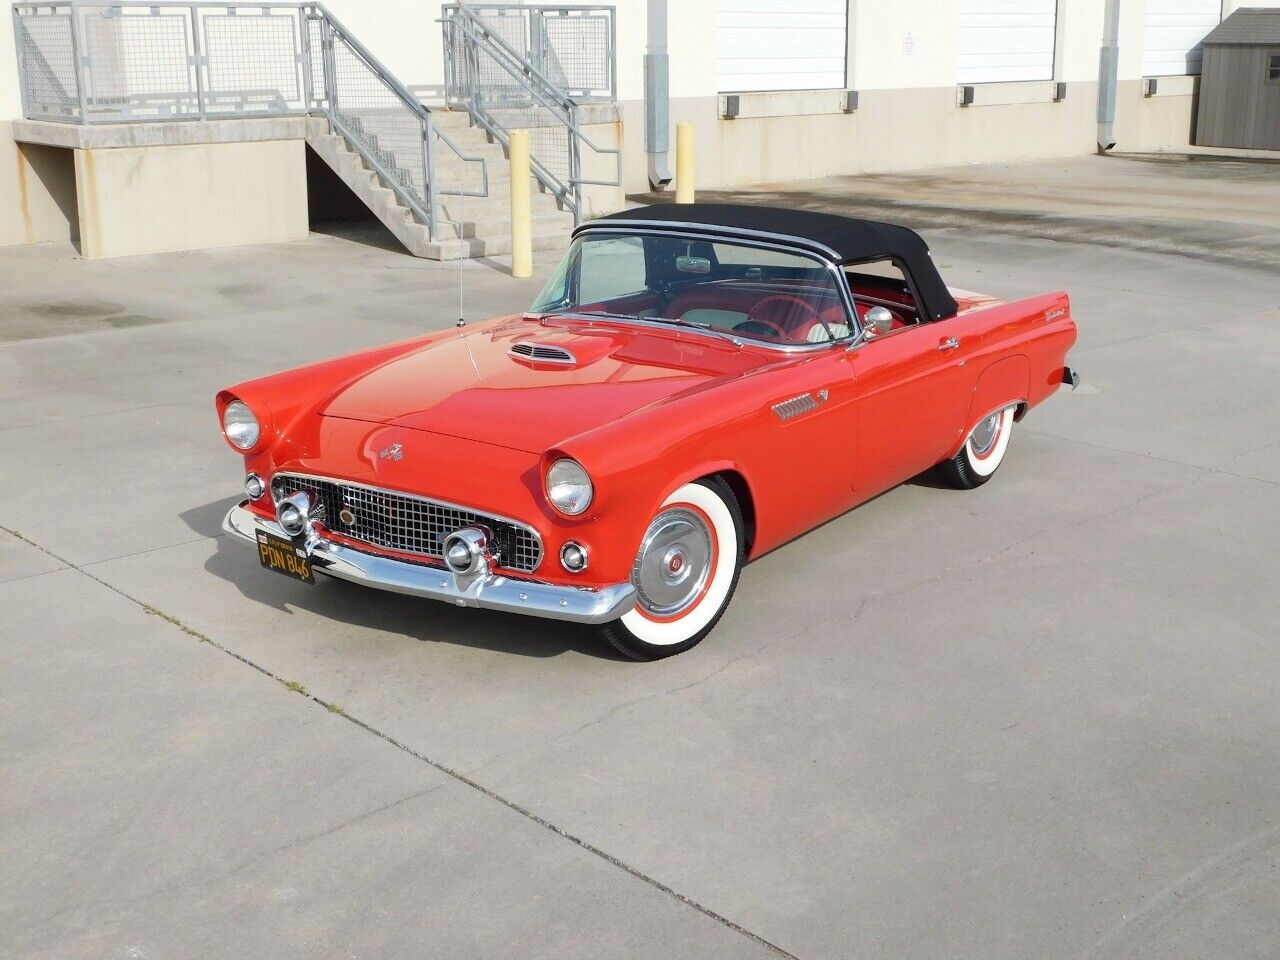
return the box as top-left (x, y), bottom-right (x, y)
top-left (509, 129), bottom-right (533, 278)
top-left (675, 121), bottom-right (695, 204)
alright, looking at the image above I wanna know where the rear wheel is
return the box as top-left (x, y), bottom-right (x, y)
top-left (938, 405), bottom-right (1017, 489)
top-left (597, 478), bottom-right (743, 661)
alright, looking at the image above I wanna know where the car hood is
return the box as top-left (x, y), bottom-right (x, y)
top-left (319, 315), bottom-right (771, 452)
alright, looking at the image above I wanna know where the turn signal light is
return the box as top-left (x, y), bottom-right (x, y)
top-left (560, 541), bottom-right (588, 573)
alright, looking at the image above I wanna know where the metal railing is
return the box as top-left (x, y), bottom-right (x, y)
top-left (441, 3), bottom-right (619, 222)
top-left (442, 3), bottom-right (615, 102)
top-left (11, 1), bottom-right (487, 240)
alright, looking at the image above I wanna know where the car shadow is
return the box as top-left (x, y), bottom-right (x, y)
top-left (904, 465), bottom-right (957, 490)
top-left (182, 500), bottom-right (627, 662)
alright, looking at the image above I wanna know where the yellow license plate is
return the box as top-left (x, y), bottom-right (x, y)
top-left (256, 531), bottom-right (314, 584)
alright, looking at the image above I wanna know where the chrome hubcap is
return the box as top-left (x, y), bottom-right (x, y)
top-left (633, 508), bottom-right (713, 618)
top-left (970, 412), bottom-right (1001, 456)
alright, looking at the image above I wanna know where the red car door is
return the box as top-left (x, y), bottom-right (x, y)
top-left (848, 317), bottom-right (975, 494)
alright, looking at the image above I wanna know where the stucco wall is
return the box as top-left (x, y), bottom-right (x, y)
top-left (0, 124), bottom-right (79, 246)
top-left (74, 139), bottom-right (308, 259)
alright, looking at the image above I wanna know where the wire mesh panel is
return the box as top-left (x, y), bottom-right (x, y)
top-left (476, 8), bottom-right (528, 58)
top-left (328, 28), bottom-right (430, 221)
top-left (537, 11), bottom-right (613, 99)
top-left (466, 34), bottom-right (572, 196)
top-left (443, 5), bottom-right (616, 102)
top-left (200, 9), bottom-right (305, 114)
top-left (13, 7), bottom-right (81, 121)
top-left (78, 6), bottom-right (198, 120)
top-left (441, 4), bottom-right (619, 219)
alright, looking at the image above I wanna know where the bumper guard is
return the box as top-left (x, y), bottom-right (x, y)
top-left (221, 502), bottom-right (636, 625)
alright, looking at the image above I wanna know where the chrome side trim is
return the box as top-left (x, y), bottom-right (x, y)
top-left (222, 503), bottom-right (635, 625)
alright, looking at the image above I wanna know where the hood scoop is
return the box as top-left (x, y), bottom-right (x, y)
top-left (508, 341), bottom-right (577, 365)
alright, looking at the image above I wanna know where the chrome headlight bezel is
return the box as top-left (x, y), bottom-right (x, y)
top-left (222, 400), bottom-right (261, 451)
top-left (545, 458), bottom-right (593, 516)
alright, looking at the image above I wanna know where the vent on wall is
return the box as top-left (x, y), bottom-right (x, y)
top-left (509, 342), bottom-right (576, 364)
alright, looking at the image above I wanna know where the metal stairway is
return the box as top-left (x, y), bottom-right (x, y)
top-left (307, 109), bottom-right (574, 260)
top-left (11, 2), bottom-right (595, 262)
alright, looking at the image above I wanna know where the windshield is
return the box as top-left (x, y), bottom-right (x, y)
top-left (529, 231), bottom-right (854, 346)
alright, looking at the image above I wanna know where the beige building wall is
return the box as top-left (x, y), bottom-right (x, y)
top-left (0, 129), bottom-right (79, 245)
top-left (7, 0), bottom-right (1280, 252)
top-left (73, 139), bottom-right (308, 259)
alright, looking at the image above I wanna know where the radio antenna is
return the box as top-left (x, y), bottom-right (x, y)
top-left (456, 186), bottom-right (467, 327)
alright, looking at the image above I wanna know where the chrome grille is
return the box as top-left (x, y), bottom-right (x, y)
top-left (509, 342), bottom-right (576, 364)
top-left (271, 473), bottom-right (542, 573)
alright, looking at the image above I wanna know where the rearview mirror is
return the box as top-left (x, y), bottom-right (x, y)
top-left (675, 255), bottom-right (711, 275)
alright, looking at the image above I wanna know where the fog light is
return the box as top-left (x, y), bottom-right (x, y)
top-left (276, 491), bottom-right (312, 538)
top-left (244, 473), bottom-right (265, 500)
top-left (443, 526), bottom-right (489, 576)
top-left (559, 541), bottom-right (588, 573)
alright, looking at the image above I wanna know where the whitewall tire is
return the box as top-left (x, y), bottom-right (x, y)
top-left (939, 405), bottom-right (1017, 489)
top-left (598, 478), bottom-right (743, 661)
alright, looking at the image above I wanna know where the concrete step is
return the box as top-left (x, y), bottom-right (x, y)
top-left (423, 226), bottom-right (574, 261)
top-left (436, 190), bottom-right (565, 219)
top-left (309, 120), bottom-right (575, 261)
top-left (427, 109), bottom-right (476, 131)
top-left (435, 210), bottom-right (574, 241)
top-left (437, 128), bottom-right (501, 149)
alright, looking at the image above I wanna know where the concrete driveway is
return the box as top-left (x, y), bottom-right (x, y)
top-left (3, 168), bottom-right (1279, 958)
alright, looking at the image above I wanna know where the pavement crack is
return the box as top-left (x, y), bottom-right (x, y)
top-left (0, 524), bottom-right (803, 960)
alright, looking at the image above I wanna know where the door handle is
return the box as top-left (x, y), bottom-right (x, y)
top-left (938, 336), bottom-right (960, 351)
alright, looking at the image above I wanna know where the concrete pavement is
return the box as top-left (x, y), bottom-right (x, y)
top-left (2, 168), bottom-right (1279, 958)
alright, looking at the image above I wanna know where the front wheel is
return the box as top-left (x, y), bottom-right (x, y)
top-left (937, 405), bottom-right (1017, 489)
top-left (597, 478), bottom-right (743, 661)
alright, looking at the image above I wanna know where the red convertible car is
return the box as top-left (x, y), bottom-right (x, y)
top-left (218, 204), bottom-right (1077, 659)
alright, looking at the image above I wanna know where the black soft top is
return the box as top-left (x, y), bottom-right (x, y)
top-left (587, 203), bottom-right (958, 321)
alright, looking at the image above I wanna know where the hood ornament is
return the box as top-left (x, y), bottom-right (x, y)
top-left (378, 442), bottom-right (404, 462)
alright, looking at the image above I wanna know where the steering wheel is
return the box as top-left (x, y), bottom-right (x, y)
top-left (737, 294), bottom-right (822, 342)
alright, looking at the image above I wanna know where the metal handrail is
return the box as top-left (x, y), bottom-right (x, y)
top-left (11, 1), bottom-right (489, 242)
top-left (441, 3), bottom-right (619, 222)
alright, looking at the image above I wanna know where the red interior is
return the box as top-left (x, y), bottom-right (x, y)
top-left (580, 280), bottom-right (915, 345)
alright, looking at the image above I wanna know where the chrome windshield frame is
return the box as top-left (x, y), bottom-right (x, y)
top-left (532, 225), bottom-right (864, 354)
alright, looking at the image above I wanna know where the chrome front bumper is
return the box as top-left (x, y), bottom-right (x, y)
top-left (221, 502), bottom-right (637, 625)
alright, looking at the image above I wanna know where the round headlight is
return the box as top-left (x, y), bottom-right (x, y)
top-left (222, 400), bottom-right (260, 451)
top-left (546, 458), bottom-right (593, 516)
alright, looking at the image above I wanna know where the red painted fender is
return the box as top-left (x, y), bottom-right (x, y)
top-left (954, 355), bottom-right (1030, 456)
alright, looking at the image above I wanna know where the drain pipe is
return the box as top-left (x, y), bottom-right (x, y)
top-left (1096, 0), bottom-right (1121, 152)
top-left (644, 0), bottom-right (673, 189)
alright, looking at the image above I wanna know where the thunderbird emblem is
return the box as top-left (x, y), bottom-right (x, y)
top-left (378, 442), bottom-right (404, 462)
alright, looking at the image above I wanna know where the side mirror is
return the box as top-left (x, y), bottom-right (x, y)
top-left (861, 306), bottom-right (895, 339)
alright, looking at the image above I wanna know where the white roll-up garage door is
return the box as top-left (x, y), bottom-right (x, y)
top-left (1142, 0), bottom-right (1220, 76)
top-left (717, 0), bottom-right (847, 93)
top-left (957, 0), bottom-right (1057, 84)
